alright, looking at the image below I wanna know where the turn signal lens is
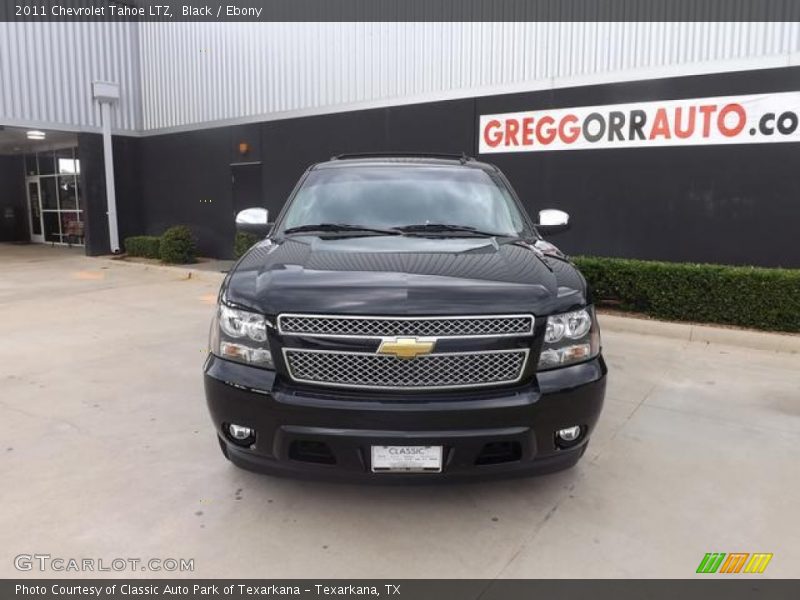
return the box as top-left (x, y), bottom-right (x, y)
top-left (219, 342), bottom-right (273, 367)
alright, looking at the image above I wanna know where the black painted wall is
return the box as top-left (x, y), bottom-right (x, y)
top-left (476, 67), bottom-right (800, 267)
top-left (133, 99), bottom-right (475, 259)
top-left (120, 66), bottom-right (800, 266)
top-left (139, 128), bottom-right (234, 258)
top-left (79, 133), bottom-right (143, 256)
top-left (0, 155), bottom-right (27, 242)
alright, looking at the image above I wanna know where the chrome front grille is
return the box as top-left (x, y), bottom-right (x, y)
top-left (278, 313), bottom-right (534, 338)
top-left (283, 349), bottom-right (529, 390)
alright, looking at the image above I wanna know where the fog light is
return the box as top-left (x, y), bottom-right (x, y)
top-left (228, 424), bottom-right (253, 441)
top-left (556, 426), bottom-right (582, 442)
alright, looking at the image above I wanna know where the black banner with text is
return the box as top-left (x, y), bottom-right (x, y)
top-left (5, 580), bottom-right (800, 600)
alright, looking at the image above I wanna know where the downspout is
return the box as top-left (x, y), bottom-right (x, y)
top-left (92, 81), bottom-right (121, 253)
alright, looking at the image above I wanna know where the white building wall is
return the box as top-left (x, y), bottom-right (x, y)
top-left (138, 22), bottom-right (800, 132)
top-left (2, 22), bottom-right (799, 134)
top-left (0, 22), bottom-right (142, 132)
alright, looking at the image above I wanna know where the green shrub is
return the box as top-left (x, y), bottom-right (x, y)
top-left (159, 225), bottom-right (196, 264)
top-left (234, 232), bottom-right (260, 259)
top-left (573, 256), bottom-right (800, 333)
top-left (124, 235), bottom-right (161, 259)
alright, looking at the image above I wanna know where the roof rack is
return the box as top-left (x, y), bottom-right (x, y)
top-left (331, 151), bottom-right (474, 164)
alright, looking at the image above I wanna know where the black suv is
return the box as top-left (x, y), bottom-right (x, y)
top-left (204, 154), bottom-right (606, 480)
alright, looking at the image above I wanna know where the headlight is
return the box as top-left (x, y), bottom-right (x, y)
top-left (210, 304), bottom-right (274, 368)
top-left (538, 306), bottom-right (600, 370)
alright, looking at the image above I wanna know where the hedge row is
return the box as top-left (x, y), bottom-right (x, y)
top-left (572, 256), bottom-right (800, 332)
top-left (124, 226), bottom-right (197, 264)
top-left (124, 236), bottom-right (160, 259)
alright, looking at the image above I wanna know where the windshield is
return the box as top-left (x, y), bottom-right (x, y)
top-left (277, 166), bottom-right (530, 237)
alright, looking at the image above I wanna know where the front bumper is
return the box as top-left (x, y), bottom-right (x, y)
top-left (203, 355), bottom-right (606, 481)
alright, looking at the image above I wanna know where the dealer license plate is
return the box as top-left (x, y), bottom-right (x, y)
top-left (371, 445), bottom-right (443, 473)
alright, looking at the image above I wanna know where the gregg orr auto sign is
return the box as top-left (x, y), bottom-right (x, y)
top-left (479, 92), bottom-right (800, 153)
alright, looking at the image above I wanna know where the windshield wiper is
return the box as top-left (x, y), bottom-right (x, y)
top-left (282, 223), bottom-right (402, 236)
top-left (394, 224), bottom-right (507, 237)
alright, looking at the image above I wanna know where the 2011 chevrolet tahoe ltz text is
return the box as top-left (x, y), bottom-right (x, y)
top-left (203, 154), bottom-right (606, 480)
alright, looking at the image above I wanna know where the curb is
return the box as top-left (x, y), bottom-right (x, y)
top-left (93, 256), bottom-right (228, 284)
top-left (598, 312), bottom-right (800, 354)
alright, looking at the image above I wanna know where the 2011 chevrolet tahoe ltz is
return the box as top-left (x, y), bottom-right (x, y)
top-left (203, 153), bottom-right (606, 480)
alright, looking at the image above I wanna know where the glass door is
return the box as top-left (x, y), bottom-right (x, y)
top-left (23, 148), bottom-right (84, 246)
top-left (26, 178), bottom-right (44, 243)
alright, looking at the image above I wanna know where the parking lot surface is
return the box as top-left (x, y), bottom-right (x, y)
top-left (1, 244), bottom-right (798, 578)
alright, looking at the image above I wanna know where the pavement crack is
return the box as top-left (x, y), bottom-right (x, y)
top-left (488, 477), bottom-right (581, 580)
top-left (588, 382), bottom-right (655, 464)
top-left (589, 351), bottom-right (679, 465)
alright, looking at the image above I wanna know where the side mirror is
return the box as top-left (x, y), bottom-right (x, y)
top-left (235, 208), bottom-right (272, 237)
top-left (536, 209), bottom-right (570, 235)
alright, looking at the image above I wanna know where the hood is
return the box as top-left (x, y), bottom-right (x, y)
top-left (224, 235), bottom-right (588, 316)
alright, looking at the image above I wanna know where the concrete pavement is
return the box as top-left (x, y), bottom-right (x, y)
top-left (1, 243), bottom-right (798, 578)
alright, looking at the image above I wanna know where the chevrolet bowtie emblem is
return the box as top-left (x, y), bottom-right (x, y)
top-left (377, 336), bottom-right (436, 359)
